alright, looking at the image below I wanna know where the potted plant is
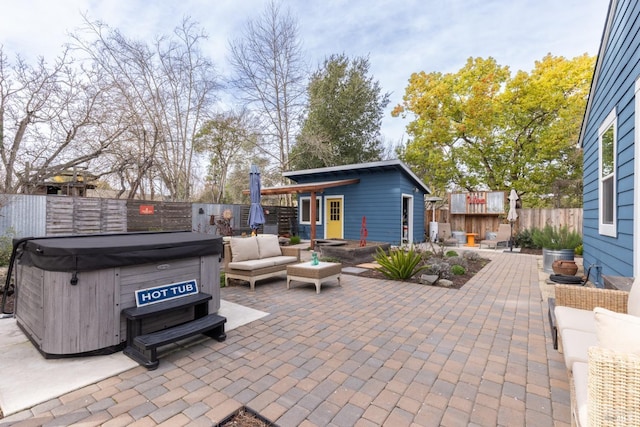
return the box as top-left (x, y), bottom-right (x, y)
top-left (532, 225), bottom-right (582, 274)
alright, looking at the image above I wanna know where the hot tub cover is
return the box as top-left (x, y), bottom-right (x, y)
top-left (19, 231), bottom-right (223, 272)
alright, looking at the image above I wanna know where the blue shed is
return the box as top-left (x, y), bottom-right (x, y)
top-left (280, 160), bottom-right (431, 246)
top-left (580, 0), bottom-right (639, 284)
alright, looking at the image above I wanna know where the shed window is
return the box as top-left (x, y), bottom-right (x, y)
top-left (300, 196), bottom-right (322, 225)
top-left (598, 109), bottom-right (616, 237)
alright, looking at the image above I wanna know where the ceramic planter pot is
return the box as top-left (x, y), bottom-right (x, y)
top-left (552, 259), bottom-right (578, 276)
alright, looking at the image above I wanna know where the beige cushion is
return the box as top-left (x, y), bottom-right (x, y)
top-left (560, 329), bottom-right (598, 370)
top-left (228, 258), bottom-right (276, 271)
top-left (257, 234), bottom-right (282, 259)
top-left (572, 361), bottom-right (589, 427)
top-left (230, 237), bottom-right (259, 262)
top-left (627, 277), bottom-right (640, 317)
top-left (270, 255), bottom-right (298, 266)
top-left (555, 306), bottom-right (596, 334)
top-left (594, 307), bottom-right (640, 355)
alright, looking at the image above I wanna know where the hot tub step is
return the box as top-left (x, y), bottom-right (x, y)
top-left (135, 314), bottom-right (227, 349)
top-left (125, 314), bottom-right (226, 369)
top-left (122, 292), bottom-right (226, 369)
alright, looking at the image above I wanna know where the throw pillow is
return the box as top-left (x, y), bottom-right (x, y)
top-left (627, 277), bottom-right (640, 317)
top-left (256, 234), bottom-right (282, 258)
top-left (594, 307), bottom-right (640, 355)
top-left (230, 237), bottom-right (259, 262)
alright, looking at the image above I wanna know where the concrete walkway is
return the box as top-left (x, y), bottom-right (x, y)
top-left (0, 251), bottom-right (570, 426)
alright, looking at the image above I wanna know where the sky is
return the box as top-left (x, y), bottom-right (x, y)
top-left (1, 0), bottom-right (610, 146)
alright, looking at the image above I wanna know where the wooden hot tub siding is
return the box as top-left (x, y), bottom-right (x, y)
top-left (16, 254), bottom-right (220, 357)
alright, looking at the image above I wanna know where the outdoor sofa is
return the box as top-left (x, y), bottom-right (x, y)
top-left (223, 234), bottom-right (300, 291)
top-left (553, 281), bottom-right (640, 426)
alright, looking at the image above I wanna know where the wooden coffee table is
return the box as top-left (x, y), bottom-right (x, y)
top-left (286, 261), bottom-right (342, 294)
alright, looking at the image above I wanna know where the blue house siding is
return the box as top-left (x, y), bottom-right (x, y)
top-left (286, 160), bottom-right (429, 245)
top-left (581, 0), bottom-right (640, 283)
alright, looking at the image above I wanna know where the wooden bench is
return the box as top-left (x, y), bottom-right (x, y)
top-left (122, 292), bottom-right (226, 369)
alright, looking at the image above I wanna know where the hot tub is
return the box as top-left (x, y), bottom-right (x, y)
top-left (14, 231), bottom-right (223, 357)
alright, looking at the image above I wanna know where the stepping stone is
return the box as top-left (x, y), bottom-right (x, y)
top-left (342, 266), bottom-right (369, 274)
top-left (356, 262), bottom-right (379, 269)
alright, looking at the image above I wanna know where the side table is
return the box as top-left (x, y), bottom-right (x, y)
top-left (286, 261), bottom-right (342, 294)
top-left (465, 233), bottom-right (479, 246)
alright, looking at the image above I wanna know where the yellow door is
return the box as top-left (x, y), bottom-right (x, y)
top-left (325, 197), bottom-right (343, 239)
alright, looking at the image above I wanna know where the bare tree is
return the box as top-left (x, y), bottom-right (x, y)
top-left (0, 46), bottom-right (126, 194)
top-left (228, 0), bottom-right (306, 181)
top-left (72, 16), bottom-right (219, 201)
top-left (194, 108), bottom-right (258, 203)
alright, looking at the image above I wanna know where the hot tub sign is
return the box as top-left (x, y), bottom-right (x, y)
top-left (135, 279), bottom-right (198, 307)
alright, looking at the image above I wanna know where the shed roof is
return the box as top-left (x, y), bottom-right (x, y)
top-left (282, 159), bottom-right (431, 194)
top-left (243, 178), bottom-right (360, 196)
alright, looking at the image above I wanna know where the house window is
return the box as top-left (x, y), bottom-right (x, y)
top-left (329, 200), bottom-right (340, 221)
top-left (300, 196), bottom-right (322, 225)
top-left (598, 108), bottom-right (617, 236)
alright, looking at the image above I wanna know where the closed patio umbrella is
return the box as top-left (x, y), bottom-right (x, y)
top-left (248, 164), bottom-right (266, 233)
top-left (507, 189), bottom-right (519, 251)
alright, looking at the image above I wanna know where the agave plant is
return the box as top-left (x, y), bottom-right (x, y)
top-left (373, 246), bottom-right (428, 280)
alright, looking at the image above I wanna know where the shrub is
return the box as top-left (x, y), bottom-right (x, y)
top-left (219, 272), bottom-right (226, 288)
top-left (451, 264), bottom-right (466, 275)
top-left (463, 251), bottom-right (480, 261)
top-left (532, 225), bottom-right (582, 250)
top-left (515, 228), bottom-right (539, 249)
top-left (374, 246), bottom-right (427, 280)
top-left (445, 250), bottom-right (458, 257)
top-left (0, 228), bottom-right (16, 267)
top-left (289, 235), bottom-right (301, 245)
top-left (424, 258), bottom-right (453, 280)
top-left (445, 256), bottom-right (467, 269)
top-left (575, 244), bottom-right (583, 256)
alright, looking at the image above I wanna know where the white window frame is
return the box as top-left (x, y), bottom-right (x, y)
top-left (634, 78), bottom-right (640, 276)
top-left (598, 108), bottom-right (617, 237)
top-left (299, 196), bottom-right (323, 225)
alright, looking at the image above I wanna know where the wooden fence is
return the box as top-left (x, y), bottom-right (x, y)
top-left (427, 207), bottom-right (583, 239)
top-left (517, 208), bottom-right (582, 233)
top-left (127, 200), bottom-right (192, 232)
top-left (0, 194), bottom-right (298, 238)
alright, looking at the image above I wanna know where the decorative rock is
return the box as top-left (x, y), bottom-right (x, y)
top-left (420, 274), bottom-right (439, 285)
top-left (438, 279), bottom-right (455, 288)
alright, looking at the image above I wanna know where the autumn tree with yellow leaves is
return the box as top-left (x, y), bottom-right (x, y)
top-left (392, 54), bottom-right (595, 207)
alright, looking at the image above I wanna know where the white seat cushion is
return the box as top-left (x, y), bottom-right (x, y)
top-left (560, 329), bottom-right (598, 370)
top-left (257, 234), bottom-right (282, 258)
top-left (271, 256), bottom-right (298, 266)
top-left (594, 307), bottom-right (640, 354)
top-left (230, 237), bottom-right (259, 262)
top-left (627, 277), bottom-right (640, 317)
top-left (572, 361), bottom-right (589, 427)
top-left (555, 306), bottom-right (596, 334)
top-left (228, 258), bottom-right (276, 271)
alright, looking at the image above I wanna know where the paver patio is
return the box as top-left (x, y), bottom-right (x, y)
top-left (0, 251), bottom-right (570, 426)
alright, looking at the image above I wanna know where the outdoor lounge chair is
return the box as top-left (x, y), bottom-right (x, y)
top-left (479, 223), bottom-right (512, 249)
top-left (553, 280), bottom-right (640, 426)
top-left (437, 223), bottom-right (459, 247)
